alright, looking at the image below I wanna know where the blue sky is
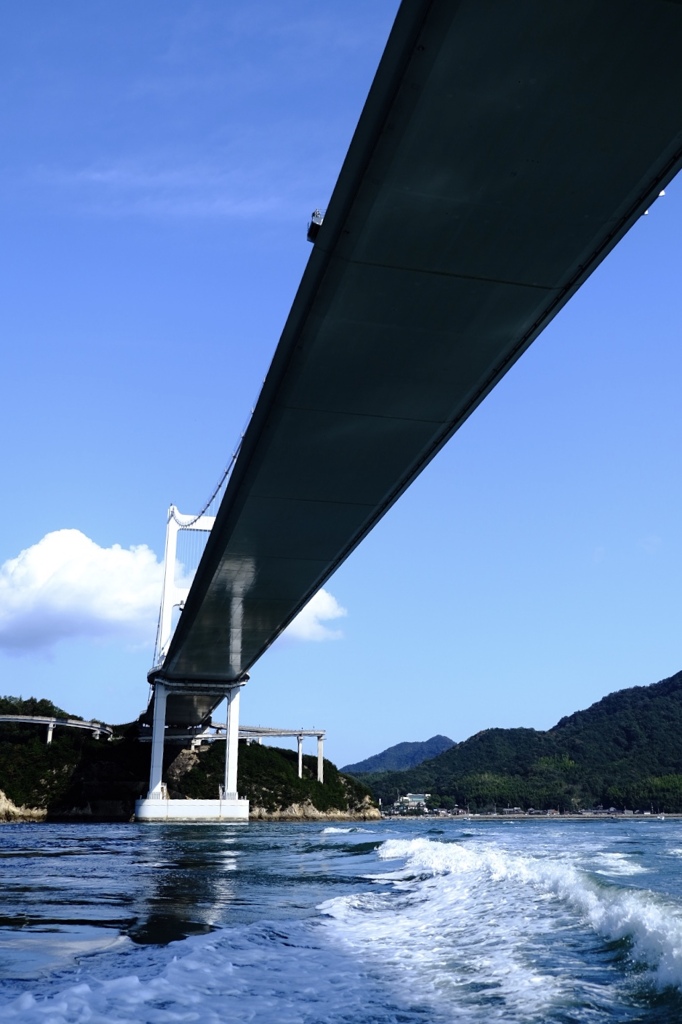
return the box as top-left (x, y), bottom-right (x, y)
top-left (1, 1), bottom-right (680, 768)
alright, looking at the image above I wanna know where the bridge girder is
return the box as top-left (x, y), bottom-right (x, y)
top-left (155, 0), bottom-right (682, 707)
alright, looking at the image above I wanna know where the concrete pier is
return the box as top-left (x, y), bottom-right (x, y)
top-left (134, 796), bottom-right (249, 821)
top-left (136, 679), bottom-right (249, 823)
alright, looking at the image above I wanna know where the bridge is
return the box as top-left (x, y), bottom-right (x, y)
top-left (197, 727), bottom-right (326, 783)
top-left (0, 716), bottom-right (113, 744)
top-left (138, 721), bottom-right (326, 780)
top-left (135, 0), bottom-right (682, 820)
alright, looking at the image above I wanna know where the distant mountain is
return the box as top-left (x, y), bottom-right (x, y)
top-left (341, 735), bottom-right (455, 775)
top-left (356, 670), bottom-right (682, 813)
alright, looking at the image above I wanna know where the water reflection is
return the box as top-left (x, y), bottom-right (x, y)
top-left (0, 821), bottom-right (375, 982)
top-left (0, 823), bottom-right (246, 976)
top-left (126, 826), bottom-right (239, 945)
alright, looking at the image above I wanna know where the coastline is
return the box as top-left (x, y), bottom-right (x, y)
top-left (381, 812), bottom-right (681, 821)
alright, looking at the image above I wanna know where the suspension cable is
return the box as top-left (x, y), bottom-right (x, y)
top-left (169, 445), bottom-right (240, 528)
top-left (169, 374), bottom-right (267, 529)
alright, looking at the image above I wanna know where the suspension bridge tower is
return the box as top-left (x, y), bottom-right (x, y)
top-left (135, 505), bottom-right (249, 821)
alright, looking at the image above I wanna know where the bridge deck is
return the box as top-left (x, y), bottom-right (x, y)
top-left (154, 0), bottom-right (682, 722)
top-left (0, 716), bottom-right (113, 739)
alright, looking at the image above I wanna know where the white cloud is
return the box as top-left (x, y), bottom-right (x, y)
top-left (0, 530), bottom-right (348, 655)
top-left (0, 530), bottom-right (163, 654)
top-left (285, 588), bottom-right (347, 642)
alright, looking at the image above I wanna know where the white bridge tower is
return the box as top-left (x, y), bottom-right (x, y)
top-left (155, 505), bottom-right (215, 665)
top-left (136, 505), bottom-right (249, 822)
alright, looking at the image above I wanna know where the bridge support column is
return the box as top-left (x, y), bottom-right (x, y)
top-left (46, 721), bottom-right (54, 744)
top-left (222, 685), bottom-right (241, 800)
top-left (148, 683), bottom-right (168, 798)
top-left (297, 735), bottom-right (303, 778)
top-left (317, 734), bottom-right (324, 784)
top-left (136, 679), bottom-right (249, 821)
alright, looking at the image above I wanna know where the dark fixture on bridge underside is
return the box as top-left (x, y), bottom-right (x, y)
top-left (306, 209), bottom-right (324, 242)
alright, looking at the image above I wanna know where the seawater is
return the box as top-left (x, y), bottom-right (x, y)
top-left (1, 819), bottom-right (682, 1022)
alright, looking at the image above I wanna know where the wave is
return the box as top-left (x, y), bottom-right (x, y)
top-left (1, 919), bottom-right (429, 1024)
top-left (379, 837), bottom-right (682, 988)
top-left (321, 826), bottom-right (375, 835)
top-left (591, 851), bottom-right (649, 876)
top-left (317, 834), bottom-right (682, 1021)
top-left (5, 828), bottom-right (682, 1023)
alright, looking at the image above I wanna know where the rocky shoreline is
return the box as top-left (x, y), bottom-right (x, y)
top-left (249, 797), bottom-right (380, 821)
top-left (0, 789), bottom-right (46, 822)
top-left (0, 787), bottom-right (380, 824)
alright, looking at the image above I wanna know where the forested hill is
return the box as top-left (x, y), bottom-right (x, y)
top-left (350, 670), bottom-right (682, 813)
top-left (0, 696), bottom-right (377, 821)
top-left (0, 695), bottom-right (76, 719)
top-left (341, 735), bottom-right (454, 775)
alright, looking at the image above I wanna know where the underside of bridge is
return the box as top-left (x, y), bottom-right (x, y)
top-left (149, 0), bottom-right (682, 731)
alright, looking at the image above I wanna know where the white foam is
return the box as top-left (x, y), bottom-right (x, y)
top-left (371, 837), bottom-right (682, 992)
top-left (321, 826), bottom-right (375, 835)
top-left (322, 841), bottom-right (571, 1018)
top-left (1, 921), bottom-right (424, 1024)
top-left (591, 851), bottom-right (649, 876)
top-left (4, 829), bottom-right (682, 1023)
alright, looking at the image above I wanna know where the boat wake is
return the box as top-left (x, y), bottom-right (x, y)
top-left (321, 835), bottom-right (682, 1020)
